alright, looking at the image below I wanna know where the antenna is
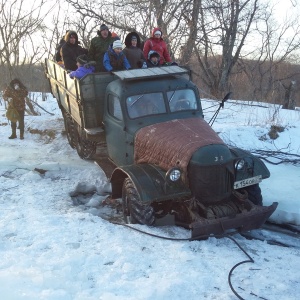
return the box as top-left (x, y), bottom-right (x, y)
top-left (208, 92), bottom-right (232, 126)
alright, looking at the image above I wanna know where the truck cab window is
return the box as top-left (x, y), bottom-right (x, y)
top-left (108, 95), bottom-right (123, 120)
top-left (167, 89), bottom-right (198, 112)
top-left (126, 92), bottom-right (166, 119)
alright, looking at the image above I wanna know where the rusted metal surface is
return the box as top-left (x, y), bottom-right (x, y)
top-left (134, 118), bottom-right (225, 181)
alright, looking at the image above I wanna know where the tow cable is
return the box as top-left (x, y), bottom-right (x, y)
top-left (110, 221), bottom-right (264, 300)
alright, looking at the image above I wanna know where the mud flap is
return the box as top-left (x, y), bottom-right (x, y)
top-left (190, 202), bottom-right (278, 240)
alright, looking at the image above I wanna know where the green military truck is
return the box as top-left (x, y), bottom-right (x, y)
top-left (44, 58), bottom-right (277, 239)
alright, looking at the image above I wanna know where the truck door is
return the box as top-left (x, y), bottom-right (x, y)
top-left (103, 94), bottom-right (128, 166)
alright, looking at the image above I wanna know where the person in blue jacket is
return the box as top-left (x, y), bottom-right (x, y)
top-left (103, 40), bottom-right (131, 72)
top-left (69, 55), bottom-right (96, 79)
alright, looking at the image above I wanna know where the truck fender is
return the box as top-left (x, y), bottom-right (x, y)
top-left (229, 147), bottom-right (270, 180)
top-left (110, 164), bottom-right (191, 203)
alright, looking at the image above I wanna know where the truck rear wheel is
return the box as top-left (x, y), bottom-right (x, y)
top-left (75, 133), bottom-right (97, 160)
top-left (64, 114), bottom-right (76, 149)
top-left (122, 178), bottom-right (155, 226)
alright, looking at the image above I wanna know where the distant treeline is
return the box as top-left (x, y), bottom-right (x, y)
top-left (191, 56), bottom-right (300, 108)
top-left (1, 58), bottom-right (299, 108)
top-left (0, 63), bottom-right (49, 92)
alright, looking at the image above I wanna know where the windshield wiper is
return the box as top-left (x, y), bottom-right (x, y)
top-left (168, 86), bottom-right (179, 103)
top-left (130, 94), bottom-right (144, 107)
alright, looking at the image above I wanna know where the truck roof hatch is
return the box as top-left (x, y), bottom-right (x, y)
top-left (112, 66), bottom-right (189, 81)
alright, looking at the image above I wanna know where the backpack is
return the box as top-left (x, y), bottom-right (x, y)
top-left (6, 103), bottom-right (19, 122)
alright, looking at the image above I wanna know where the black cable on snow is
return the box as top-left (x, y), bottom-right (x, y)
top-left (111, 220), bottom-right (266, 300)
top-left (110, 221), bottom-right (191, 241)
top-left (226, 235), bottom-right (255, 300)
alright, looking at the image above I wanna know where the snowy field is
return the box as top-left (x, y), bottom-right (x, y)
top-left (0, 93), bottom-right (299, 300)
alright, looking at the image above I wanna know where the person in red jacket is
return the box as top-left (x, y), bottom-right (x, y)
top-left (143, 27), bottom-right (172, 65)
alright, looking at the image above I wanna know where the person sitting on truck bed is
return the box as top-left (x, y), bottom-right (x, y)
top-left (123, 32), bottom-right (147, 69)
top-left (103, 40), bottom-right (131, 72)
top-left (146, 50), bottom-right (161, 68)
top-left (143, 27), bottom-right (172, 65)
top-left (88, 24), bottom-right (118, 72)
top-left (60, 30), bottom-right (88, 71)
top-left (69, 54), bottom-right (96, 79)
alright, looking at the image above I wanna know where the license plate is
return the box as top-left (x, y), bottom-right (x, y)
top-left (233, 175), bottom-right (262, 189)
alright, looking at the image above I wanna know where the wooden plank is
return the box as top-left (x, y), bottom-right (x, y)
top-left (113, 66), bottom-right (189, 81)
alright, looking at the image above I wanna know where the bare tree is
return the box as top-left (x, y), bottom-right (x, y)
top-left (2, 0), bottom-right (299, 104)
top-left (0, 0), bottom-right (58, 84)
top-left (63, 0), bottom-right (196, 60)
top-left (235, 2), bottom-right (300, 107)
top-left (193, 0), bottom-right (268, 97)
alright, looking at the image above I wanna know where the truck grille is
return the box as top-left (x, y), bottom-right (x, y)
top-left (187, 162), bottom-right (234, 205)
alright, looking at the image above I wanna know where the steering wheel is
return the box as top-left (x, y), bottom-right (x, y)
top-left (174, 99), bottom-right (190, 111)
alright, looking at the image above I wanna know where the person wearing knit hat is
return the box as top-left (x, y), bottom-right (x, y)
top-left (88, 23), bottom-right (119, 72)
top-left (146, 50), bottom-right (161, 68)
top-left (76, 54), bottom-right (88, 65)
top-left (123, 32), bottom-right (147, 69)
top-left (69, 54), bottom-right (96, 79)
top-left (143, 27), bottom-right (172, 65)
top-left (103, 40), bottom-right (131, 72)
top-left (112, 40), bottom-right (123, 49)
top-left (99, 24), bottom-right (109, 32)
top-left (111, 32), bottom-right (119, 39)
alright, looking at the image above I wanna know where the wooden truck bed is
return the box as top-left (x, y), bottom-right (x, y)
top-left (44, 58), bottom-right (115, 129)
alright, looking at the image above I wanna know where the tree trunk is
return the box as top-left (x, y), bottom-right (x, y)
top-left (282, 81), bottom-right (296, 110)
top-left (25, 97), bottom-right (39, 115)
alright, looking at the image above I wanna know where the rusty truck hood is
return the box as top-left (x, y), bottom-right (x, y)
top-left (134, 118), bottom-right (225, 179)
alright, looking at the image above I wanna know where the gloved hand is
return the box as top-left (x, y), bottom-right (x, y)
top-left (141, 62), bottom-right (147, 69)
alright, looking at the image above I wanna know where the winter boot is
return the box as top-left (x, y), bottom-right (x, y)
top-left (20, 125), bottom-right (24, 140)
top-left (9, 133), bottom-right (17, 139)
top-left (9, 126), bottom-right (17, 139)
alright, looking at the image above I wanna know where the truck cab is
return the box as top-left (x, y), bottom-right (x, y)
top-left (103, 70), bottom-right (202, 166)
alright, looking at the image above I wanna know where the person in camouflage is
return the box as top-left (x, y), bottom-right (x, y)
top-left (88, 24), bottom-right (118, 72)
top-left (3, 78), bottom-right (28, 139)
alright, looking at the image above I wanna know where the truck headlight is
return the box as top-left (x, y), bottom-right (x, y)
top-left (235, 159), bottom-right (245, 170)
top-left (166, 167), bottom-right (181, 182)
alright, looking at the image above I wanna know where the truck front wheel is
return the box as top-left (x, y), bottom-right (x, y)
top-left (122, 178), bottom-right (155, 226)
top-left (244, 184), bottom-right (263, 206)
top-left (238, 184), bottom-right (263, 206)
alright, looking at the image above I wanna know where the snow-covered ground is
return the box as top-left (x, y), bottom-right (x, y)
top-left (0, 94), bottom-right (299, 300)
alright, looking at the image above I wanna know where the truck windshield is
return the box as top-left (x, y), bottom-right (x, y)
top-left (167, 89), bottom-right (198, 112)
top-left (126, 92), bottom-right (166, 119)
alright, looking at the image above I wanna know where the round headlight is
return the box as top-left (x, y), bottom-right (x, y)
top-left (235, 159), bottom-right (245, 170)
top-left (166, 167), bottom-right (181, 182)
